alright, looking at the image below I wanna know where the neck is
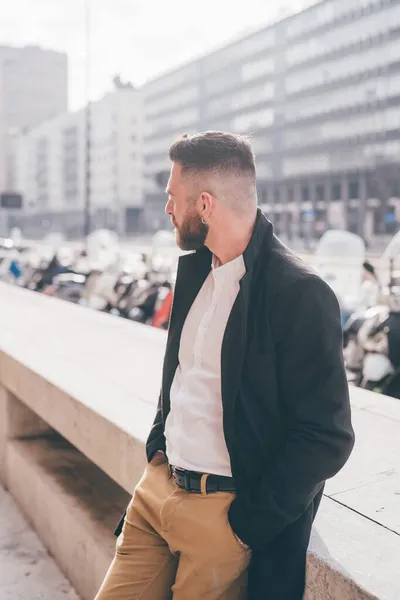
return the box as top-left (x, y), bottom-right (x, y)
top-left (206, 213), bottom-right (257, 265)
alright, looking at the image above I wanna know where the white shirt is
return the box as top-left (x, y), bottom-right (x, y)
top-left (165, 254), bottom-right (246, 477)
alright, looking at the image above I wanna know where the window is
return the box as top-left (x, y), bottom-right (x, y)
top-left (144, 65), bottom-right (198, 99)
top-left (286, 0), bottom-right (386, 39)
top-left (258, 186), bottom-right (268, 204)
top-left (256, 162), bottom-right (272, 179)
top-left (285, 36), bottom-right (400, 95)
top-left (205, 71), bottom-right (242, 95)
top-left (233, 82), bottom-right (275, 108)
top-left (349, 182), bottom-right (359, 199)
top-left (363, 140), bottom-right (400, 160)
top-left (148, 107), bottom-right (199, 135)
top-left (145, 86), bottom-right (199, 117)
top-left (286, 4), bottom-right (399, 66)
top-left (205, 82), bottom-right (275, 118)
top-left (316, 185), bottom-right (325, 201)
top-left (252, 135), bottom-right (273, 155)
top-left (284, 106), bottom-right (400, 150)
top-left (282, 154), bottom-right (330, 177)
top-left (232, 108), bottom-right (274, 132)
top-left (242, 57), bottom-right (275, 82)
top-left (285, 2), bottom-right (334, 38)
top-left (284, 73), bottom-right (400, 123)
top-left (203, 29), bottom-right (275, 75)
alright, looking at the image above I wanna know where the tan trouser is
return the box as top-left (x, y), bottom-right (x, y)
top-left (95, 462), bottom-right (251, 599)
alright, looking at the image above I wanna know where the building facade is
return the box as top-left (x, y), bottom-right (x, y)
top-left (0, 45), bottom-right (68, 194)
top-left (142, 0), bottom-right (400, 243)
top-left (10, 89), bottom-right (143, 238)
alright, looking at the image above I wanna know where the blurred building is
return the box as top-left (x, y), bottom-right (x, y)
top-left (143, 0), bottom-right (400, 243)
top-left (0, 45), bottom-right (68, 235)
top-left (10, 88), bottom-right (143, 238)
top-left (0, 45), bottom-right (68, 191)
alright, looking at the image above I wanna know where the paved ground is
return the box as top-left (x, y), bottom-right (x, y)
top-left (0, 486), bottom-right (80, 599)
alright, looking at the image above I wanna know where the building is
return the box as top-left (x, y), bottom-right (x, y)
top-left (10, 88), bottom-right (143, 238)
top-left (142, 0), bottom-right (400, 243)
top-left (9, 110), bottom-right (84, 238)
top-left (0, 45), bottom-right (68, 192)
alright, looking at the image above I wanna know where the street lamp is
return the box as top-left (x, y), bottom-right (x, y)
top-left (83, 0), bottom-right (91, 240)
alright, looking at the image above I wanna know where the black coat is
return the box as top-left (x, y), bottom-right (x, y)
top-left (113, 210), bottom-right (354, 598)
top-left (146, 210), bottom-right (354, 547)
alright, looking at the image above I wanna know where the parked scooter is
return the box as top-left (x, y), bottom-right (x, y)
top-left (25, 250), bottom-right (80, 292)
top-left (127, 275), bottom-right (164, 324)
top-left (114, 270), bottom-right (173, 327)
top-left (152, 283), bottom-right (173, 329)
top-left (104, 274), bottom-right (139, 316)
top-left (344, 240), bottom-right (400, 398)
top-left (314, 230), bottom-right (377, 325)
top-left (42, 272), bottom-right (90, 303)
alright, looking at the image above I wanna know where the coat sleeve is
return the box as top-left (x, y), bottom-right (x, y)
top-left (229, 275), bottom-right (355, 549)
top-left (146, 393), bottom-right (166, 462)
top-left (116, 395), bottom-right (166, 537)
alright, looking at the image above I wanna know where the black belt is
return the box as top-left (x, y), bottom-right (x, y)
top-left (170, 466), bottom-right (236, 494)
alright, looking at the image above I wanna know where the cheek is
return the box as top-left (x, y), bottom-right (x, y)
top-left (174, 205), bottom-right (185, 224)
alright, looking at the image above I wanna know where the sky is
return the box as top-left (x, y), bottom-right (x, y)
top-left (0, 0), bottom-right (310, 110)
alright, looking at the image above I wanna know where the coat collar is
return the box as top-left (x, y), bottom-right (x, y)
top-left (242, 208), bottom-right (274, 273)
top-left (177, 207), bottom-right (273, 274)
top-left (161, 208), bottom-right (273, 419)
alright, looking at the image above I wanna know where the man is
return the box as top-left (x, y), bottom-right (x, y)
top-left (95, 132), bottom-right (354, 600)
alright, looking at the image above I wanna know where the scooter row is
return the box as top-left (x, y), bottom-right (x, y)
top-left (314, 229), bottom-right (400, 399)
top-left (23, 258), bottom-right (173, 330)
top-left (343, 261), bottom-right (400, 399)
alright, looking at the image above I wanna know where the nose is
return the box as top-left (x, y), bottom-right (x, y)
top-left (165, 198), bottom-right (173, 216)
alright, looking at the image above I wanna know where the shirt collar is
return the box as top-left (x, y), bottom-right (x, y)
top-left (211, 253), bottom-right (246, 280)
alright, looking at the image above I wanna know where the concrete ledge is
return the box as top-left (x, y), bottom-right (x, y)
top-left (6, 434), bottom-right (130, 600)
top-left (307, 496), bottom-right (400, 600)
top-left (0, 283), bottom-right (399, 599)
top-left (0, 282), bottom-right (161, 493)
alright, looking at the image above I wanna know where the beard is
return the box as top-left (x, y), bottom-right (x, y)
top-left (174, 209), bottom-right (209, 251)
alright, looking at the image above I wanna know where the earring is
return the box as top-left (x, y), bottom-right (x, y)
top-left (201, 218), bottom-right (207, 225)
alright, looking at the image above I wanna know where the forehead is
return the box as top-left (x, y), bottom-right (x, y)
top-left (167, 162), bottom-right (184, 191)
top-left (167, 162), bottom-right (200, 197)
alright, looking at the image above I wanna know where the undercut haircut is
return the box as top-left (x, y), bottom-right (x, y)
top-left (169, 131), bottom-right (256, 176)
top-left (169, 131), bottom-right (257, 214)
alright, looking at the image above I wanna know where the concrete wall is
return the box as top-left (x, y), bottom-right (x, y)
top-left (0, 282), bottom-right (399, 599)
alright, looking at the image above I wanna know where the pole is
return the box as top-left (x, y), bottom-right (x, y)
top-left (83, 0), bottom-right (91, 240)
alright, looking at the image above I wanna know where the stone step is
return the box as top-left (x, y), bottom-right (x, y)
top-left (5, 434), bottom-right (130, 600)
top-left (0, 484), bottom-right (80, 599)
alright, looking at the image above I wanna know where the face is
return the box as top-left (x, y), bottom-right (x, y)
top-left (165, 162), bottom-right (209, 251)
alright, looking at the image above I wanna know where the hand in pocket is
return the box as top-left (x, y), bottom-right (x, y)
top-left (150, 450), bottom-right (167, 466)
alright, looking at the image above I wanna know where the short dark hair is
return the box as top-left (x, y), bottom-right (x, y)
top-left (169, 131), bottom-right (256, 176)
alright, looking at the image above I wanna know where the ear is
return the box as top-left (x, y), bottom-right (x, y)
top-left (198, 191), bottom-right (214, 217)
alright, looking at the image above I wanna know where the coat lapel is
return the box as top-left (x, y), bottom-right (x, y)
top-left (161, 246), bottom-right (211, 418)
top-left (161, 209), bottom-right (274, 432)
top-left (221, 211), bottom-right (274, 446)
top-left (221, 271), bottom-right (252, 445)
